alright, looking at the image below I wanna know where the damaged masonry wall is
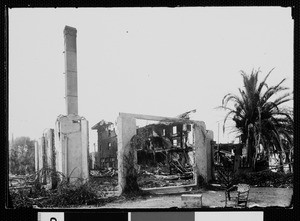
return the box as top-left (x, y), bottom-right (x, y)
top-left (35, 129), bottom-right (55, 188)
top-left (34, 118), bottom-right (89, 186)
top-left (117, 112), bottom-right (214, 193)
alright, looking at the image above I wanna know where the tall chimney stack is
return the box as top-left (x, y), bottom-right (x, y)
top-left (64, 26), bottom-right (78, 115)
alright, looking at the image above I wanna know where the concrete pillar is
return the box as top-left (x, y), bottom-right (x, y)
top-left (206, 130), bottom-right (214, 181)
top-left (80, 118), bottom-right (89, 180)
top-left (117, 115), bottom-right (136, 193)
top-left (37, 136), bottom-right (46, 183)
top-left (43, 129), bottom-right (55, 170)
top-left (91, 152), bottom-right (95, 169)
top-left (42, 129), bottom-right (55, 188)
top-left (194, 121), bottom-right (213, 183)
top-left (64, 26), bottom-right (78, 115)
top-left (55, 121), bottom-right (64, 177)
top-left (55, 114), bottom-right (89, 183)
top-left (34, 141), bottom-right (39, 172)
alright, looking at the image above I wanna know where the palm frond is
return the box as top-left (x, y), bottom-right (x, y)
top-left (219, 69), bottom-right (293, 170)
top-left (257, 68), bottom-right (274, 93)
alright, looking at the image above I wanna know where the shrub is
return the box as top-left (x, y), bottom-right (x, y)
top-left (45, 182), bottom-right (100, 207)
top-left (10, 189), bottom-right (34, 209)
top-left (9, 180), bottom-right (103, 208)
top-left (234, 170), bottom-right (293, 187)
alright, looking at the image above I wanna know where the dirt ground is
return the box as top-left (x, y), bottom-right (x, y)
top-left (93, 187), bottom-right (293, 209)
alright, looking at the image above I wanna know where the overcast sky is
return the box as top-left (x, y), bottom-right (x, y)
top-left (9, 7), bottom-right (293, 147)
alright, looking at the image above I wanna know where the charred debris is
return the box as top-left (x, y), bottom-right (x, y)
top-left (131, 121), bottom-right (196, 188)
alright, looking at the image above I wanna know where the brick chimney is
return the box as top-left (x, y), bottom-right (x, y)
top-left (64, 26), bottom-right (78, 115)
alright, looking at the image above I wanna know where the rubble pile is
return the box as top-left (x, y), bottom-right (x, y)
top-left (90, 167), bottom-right (117, 178)
top-left (132, 121), bottom-right (196, 189)
top-left (137, 165), bottom-right (194, 189)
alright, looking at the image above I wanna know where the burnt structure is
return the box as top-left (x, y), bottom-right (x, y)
top-left (92, 120), bottom-right (118, 169)
top-left (54, 26), bottom-right (89, 183)
top-left (117, 112), bottom-right (214, 193)
top-left (134, 122), bottom-right (195, 174)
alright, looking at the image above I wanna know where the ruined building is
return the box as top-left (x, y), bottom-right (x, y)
top-left (35, 26), bottom-right (89, 186)
top-left (117, 112), bottom-right (214, 193)
top-left (91, 119), bottom-right (194, 171)
top-left (135, 122), bottom-right (194, 169)
top-left (54, 26), bottom-right (89, 183)
top-left (33, 26), bottom-right (215, 194)
top-left (92, 120), bottom-right (118, 169)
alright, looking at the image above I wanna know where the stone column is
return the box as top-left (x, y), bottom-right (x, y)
top-left (117, 115), bottom-right (136, 193)
top-left (64, 26), bottom-right (78, 115)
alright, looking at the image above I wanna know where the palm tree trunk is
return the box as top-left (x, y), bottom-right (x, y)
top-left (234, 145), bottom-right (242, 174)
top-left (254, 132), bottom-right (262, 171)
top-left (246, 124), bottom-right (255, 170)
top-left (278, 139), bottom-right (285, 172)
top-left (278, 153), bottom-right (284, 172)
top-left (246, 136), bottom-right (251, 167)
top-left (285, 151), bottom-right (291, 173)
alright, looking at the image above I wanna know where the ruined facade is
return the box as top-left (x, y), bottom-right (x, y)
top-left (90, 119), bottom-right (195, 173)
top-left (117, 112), bottom-right (214, 193)
top-left (92, 120), bottom-right (118, 169)
top-left (135, 122), bottom-right (194, 173)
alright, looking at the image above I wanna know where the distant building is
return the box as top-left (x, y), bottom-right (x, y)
top-left (91, 120), bottom-right (197, 170)
top-left (136, 122), bottom-right (194, 149)
top-left (91, 120), bottom-right (118, 169)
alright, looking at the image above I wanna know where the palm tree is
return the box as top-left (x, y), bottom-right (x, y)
top-left (278, 107), bottom-right (294, 172)
top-left (221, 69), bottom-right (293, 171)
